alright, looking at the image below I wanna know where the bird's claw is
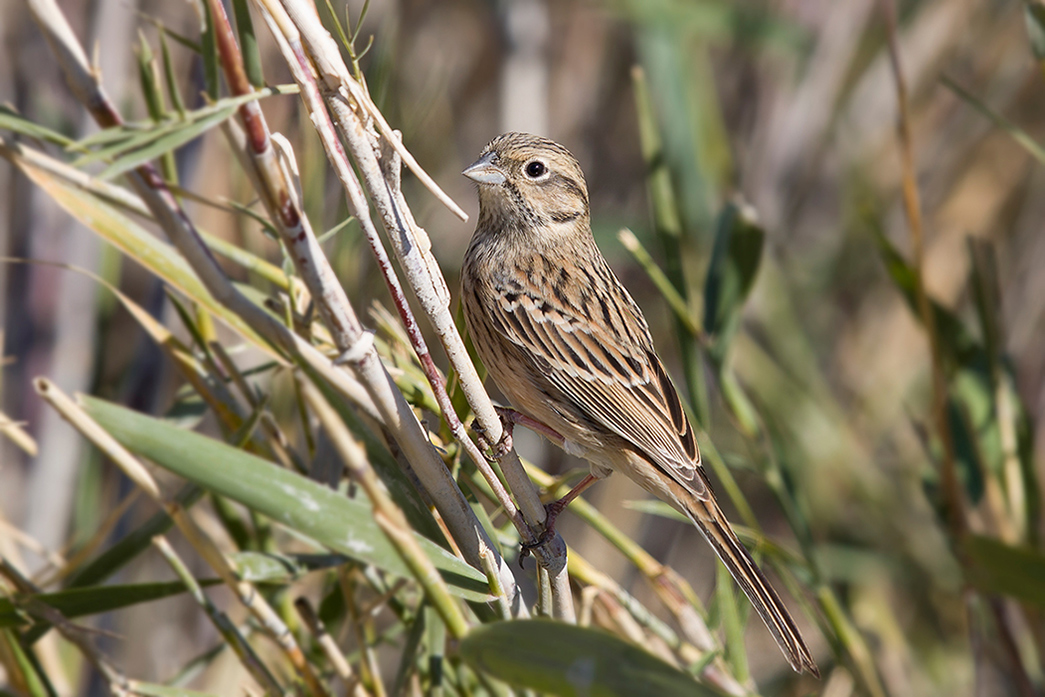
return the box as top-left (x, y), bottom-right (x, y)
top-left (517, 499), bottom-right (569, 563)
top-left (472, 410), bottom-right (515, 461)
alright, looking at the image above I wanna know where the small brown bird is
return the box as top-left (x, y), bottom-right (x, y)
top-left (460, 132), bottom-right (818, 676)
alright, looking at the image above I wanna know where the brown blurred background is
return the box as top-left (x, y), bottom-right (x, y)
top-left (2, 0), bottom-right (1044, 693)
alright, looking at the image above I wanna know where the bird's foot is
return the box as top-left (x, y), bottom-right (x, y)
top-left (519, 499), bottom-right (570, 558)
top-left (518, 474), bottom-right (600, 561)
top-left (472, 414), bottom-right (514, 461)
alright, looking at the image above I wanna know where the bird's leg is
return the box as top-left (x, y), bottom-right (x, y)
top-left (521, 473), bottom-right (600, 555)
top-left (478, 408), bottom-right (596, 555)
top-left (495, 406), bottom-right (566, 447)
top-left (476, 406), bottom-right (569, 460)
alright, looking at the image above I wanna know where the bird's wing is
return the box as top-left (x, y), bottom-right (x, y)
top-left (486, 265), bottom-right (707, 499)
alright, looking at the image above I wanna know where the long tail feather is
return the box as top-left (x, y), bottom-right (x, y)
top-left (681, 492), bottom-right (820, 677)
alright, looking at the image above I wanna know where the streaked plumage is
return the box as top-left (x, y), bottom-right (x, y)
top-left (460, 132), bottom-right (818, 676)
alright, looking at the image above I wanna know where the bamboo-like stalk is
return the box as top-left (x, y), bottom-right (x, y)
top-left (261, 0), bottom-right (574, 618)
top-left (209, 0), bottom-right (530, 617)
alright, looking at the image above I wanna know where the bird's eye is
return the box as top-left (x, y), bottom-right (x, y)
top-left (525, 161), bottom-right (547, 178)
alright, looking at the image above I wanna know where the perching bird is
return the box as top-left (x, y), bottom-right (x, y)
top-left (460, 132), bottom-right (819, 676)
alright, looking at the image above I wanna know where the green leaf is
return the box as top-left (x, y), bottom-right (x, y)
top-left (632, 64), bottom-right (709, 426)
top-left (941, 76), bottom-right (1045, 166)
top-left (622, 498), bottom-right (689, 523)
top-left (65, 486), bottom-right (204, 589)
top-left (160, 29), bottom-right (187, 118)
top-left (946, 398), bottom-right (986, 505)
top-left (0, 106), bottom-right (74, 147)
top-left (0, 629), bottom-right (54, 696)
top-left (459, 619), bottom-right (722, 697)
top-left (0, 581), bottom-right (221, 628)
top-left (97, 106), bottom-right (236, 180)
top-left (229, 551), bottom-right (347, 583)
top-left (1025, 3), bottom-right (1045, 60)
top-left (871, 227), bottom-right (986, 372)
top-left (963, 535), bottom-right (1045, 609)
top-left (80, 397), bottom-right (491, 602)
top-left (137, 32), bottom-right (166, 122)
top-left (232, 0), bottom-right (264, 87)
top-left (71, 87), bottom-right (293, 165)
top-left (201, 0), bottom-right (219, 100)
top-left (703, 201), bottom-right (764, 360)
top-left (715, 563), bottom-right (748, 682)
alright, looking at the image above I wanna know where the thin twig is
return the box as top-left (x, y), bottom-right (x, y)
top-left (295, 597), bottom-right (369, 696)
top-left (881, 0), bottom-right (965, 538)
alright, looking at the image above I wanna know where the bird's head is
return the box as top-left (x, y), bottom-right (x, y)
top-left (463, 132), bottom-right (590, 238)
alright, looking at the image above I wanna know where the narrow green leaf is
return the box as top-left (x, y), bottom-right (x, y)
top-left (71, 86), bottom-right (295, 166)
top-left (232, 0), bottom-right (264, 87)
top-left (871, 227), bottom-right (986, 372)
top-left (425, 605), bottom-right (447, 693)
top-left (351, 0), bottom-right (373, 46)
top-left (460, 620), bottom-right (721, 697)
top-left (947, 395), bottom-right (986, 505)
top-left (160, 29), bottom-right (187, 117)
top-left (618, 228), bottom-right (700, 337)
top-left (200, 228), bottom-right (290, 291)
top-left (322, 0), bottom-right (352, 53)
top-left (942, 76), bottom-right (1045, 166)
top-left (703, 201), bottom-right (765, 360)
top-left (98, 106), bottom-right (235, 180)
top-left (968, 239), bottom-right (1001, 375)
top-left (963, 535), bottom-right (1045, 609)
top-left (0, 581), bottom-right (221, 628)
top-left (71, 123), bottom-right (150, 150)
top-left (65, 486), bottom-right (204, 589)
top-left (633, 66), bottom-right (684, 245)
top-left (622, 498), bottom-right (688, 523)
top-left (200, 0), bottom-right (219, 100)
top-left (229, 551), bottom-right (347, 583)
top-left (0, 629), bottom-right (53, 697)
top-left (80, 397), bottom-right (491, 602)
top-left (0, 106), bottom-right (74, 147)
top-left (632, 64), bottom-right (708, 426)
top-left (1025, 3), bottom-right (1045, 59)
top-left (392, 602), bottom-right (427, 697)
top-left (715, 564), bottom-right (748, 682)
top-left (137, 32), bottom-right (166, 122)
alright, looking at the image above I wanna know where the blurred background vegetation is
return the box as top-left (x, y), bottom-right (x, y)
top-left (1, 0), bottom-right (1044, 695)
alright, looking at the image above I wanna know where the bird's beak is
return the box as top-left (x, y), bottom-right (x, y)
top-left (462, 151), bottom-right (506, 185)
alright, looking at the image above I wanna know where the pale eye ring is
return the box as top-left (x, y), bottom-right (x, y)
top-left (525, 160), bottom-right (547, 178)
